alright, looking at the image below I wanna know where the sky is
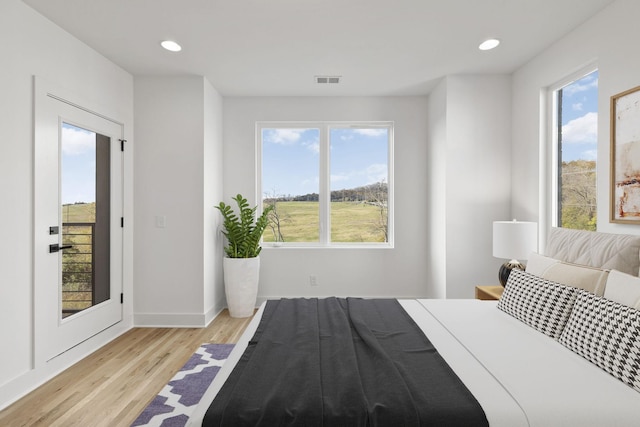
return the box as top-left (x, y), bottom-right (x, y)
top-left (262, 127), bottom-right (389, 198)
top-left (61, 122), bottom-right (96, 205)
top-left (560, 70), bottom-right (598, 162)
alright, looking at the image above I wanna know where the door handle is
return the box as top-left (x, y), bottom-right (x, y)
top-left (49, 244), bottom-right (73, 253)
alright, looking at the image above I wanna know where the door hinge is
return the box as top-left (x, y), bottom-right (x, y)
top-left (119, 139), bottom-right (126, 151)
top-left (120, 293), bottom-right (124, 304)
top-left (121, 217), bottom-right (124, 228)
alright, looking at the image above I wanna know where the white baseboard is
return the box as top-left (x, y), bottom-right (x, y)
top-left (134, 311), bottom-right (212, 327)
top-left (133, 312), bottom-right (204, 327)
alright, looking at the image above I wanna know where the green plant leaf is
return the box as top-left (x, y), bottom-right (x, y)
top-left (215, 194), bottom-right (274, 258)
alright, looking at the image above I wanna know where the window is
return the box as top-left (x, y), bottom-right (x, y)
top-left (551, 69), bottom-right (598, 230)
top-left (258, 122), bottom-right (393, 246)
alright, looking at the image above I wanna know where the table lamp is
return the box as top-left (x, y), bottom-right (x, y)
top-left (493, 220), bottom-right (538, 286)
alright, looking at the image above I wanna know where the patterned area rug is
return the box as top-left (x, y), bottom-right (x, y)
top-left (131, 343), bottom-right (234, 427)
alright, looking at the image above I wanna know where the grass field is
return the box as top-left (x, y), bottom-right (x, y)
top-left (263, 201), bottom-right (387, 243)
top-left (62, 201), bottom-right (387, 243)
top-left (62, 202), bottom-right (96, 223)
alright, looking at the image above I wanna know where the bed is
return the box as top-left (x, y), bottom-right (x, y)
top-left (188, 228), bottom-right (640, 426)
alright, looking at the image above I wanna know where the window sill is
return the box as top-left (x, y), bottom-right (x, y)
top-left (262, 243), bottom-right (393, 250)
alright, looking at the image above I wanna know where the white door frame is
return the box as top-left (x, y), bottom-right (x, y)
top-left (33, 77), bottom-right (124, 366)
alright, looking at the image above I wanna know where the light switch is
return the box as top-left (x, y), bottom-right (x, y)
top-left (155, 215), bottom-right (166, 228)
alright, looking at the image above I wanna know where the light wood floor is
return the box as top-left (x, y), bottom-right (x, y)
top-left (0, 310), bottom-right (254, 427)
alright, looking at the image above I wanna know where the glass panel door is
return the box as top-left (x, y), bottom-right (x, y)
top-left (33, 78), bottom-right (123, 364)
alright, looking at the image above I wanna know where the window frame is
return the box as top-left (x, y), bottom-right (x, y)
top-left (545, 64), bottom-right (598, 231)
top-left (256, 121), bottom-right (394, 248)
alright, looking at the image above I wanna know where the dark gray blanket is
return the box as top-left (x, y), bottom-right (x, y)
top-left (204, 298), bottom-right (488, 426)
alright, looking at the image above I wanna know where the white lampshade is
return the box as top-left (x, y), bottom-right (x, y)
top-left (493, 220), bottom-right (538, 261)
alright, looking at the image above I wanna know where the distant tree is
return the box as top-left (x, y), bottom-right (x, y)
top-left (560, 160), bottom-right (596, 231)
top-left (264, 189), bottom-right (289, 242)
top-left (365, 180), bottom-right (388, 241)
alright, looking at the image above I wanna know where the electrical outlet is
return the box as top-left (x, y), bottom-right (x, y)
top-left (155, 215), bottom-right (166, 228)
top-left (309, 275), bottom-right (318, 286)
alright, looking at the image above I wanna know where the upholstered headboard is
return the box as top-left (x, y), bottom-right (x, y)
top-left (544, 228), bottom-right (640, 277)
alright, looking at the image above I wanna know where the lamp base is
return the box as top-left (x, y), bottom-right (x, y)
top-left (499, 260), bottom-right (525, 287)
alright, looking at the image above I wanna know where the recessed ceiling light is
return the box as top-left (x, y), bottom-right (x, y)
top-left (161, 40), bottom-right (182, 52)
top-left (478, 38), bottom-right (500, 51)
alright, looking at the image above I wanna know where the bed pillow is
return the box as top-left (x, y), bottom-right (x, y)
top-left (525, 252), bottom-right (559, 276)
top-left (559, 291), bottom-right (640, 393)
top-left (604, 270), bottom-right (640, 309)
top-left (540, 261), bottom-right (609, 296)
top-left (497, 269), bottom-right (580, 339)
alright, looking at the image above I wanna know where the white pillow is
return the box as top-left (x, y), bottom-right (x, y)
top-left (604, 270), bottom-right (640, 309)
top-left (526, 253), bottom-right (609, 296)
top-left (525, 252), bottom-right (559, 276)
top-left (543, 262), bottom-right (609, 296)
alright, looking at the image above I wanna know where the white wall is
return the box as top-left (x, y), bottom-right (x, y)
top-left (134, 76), bottom-right (224, 326)
top-left (0, 0), bottom-right (134, 409)
top-left (203, 82), bottom-right (226, 322)
top-left (512, 0), bottom-right (640, 240)
top-left (223, 97), bottom-right (434, 299)
top-left (426, 80), bottom-right (448, 299)
top-left (427, 76), bottom-right (513, 298)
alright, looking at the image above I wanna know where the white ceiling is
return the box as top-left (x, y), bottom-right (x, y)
top-left (23, 0), bottom-right (614, 96)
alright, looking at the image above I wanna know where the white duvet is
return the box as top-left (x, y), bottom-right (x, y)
top-left (189, 299), bottom-right (640, 426)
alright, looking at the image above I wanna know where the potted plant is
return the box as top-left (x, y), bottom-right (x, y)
top-left (215, 194), bottom-right (273, 317)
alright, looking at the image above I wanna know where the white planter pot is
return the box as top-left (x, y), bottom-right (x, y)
top-left (223, 256), bottom-right (260, 318)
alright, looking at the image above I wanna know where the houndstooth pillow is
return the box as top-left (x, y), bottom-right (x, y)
top-left (559, 291), bottom-right (640, 393)
top-left (497, 269), bottom-right (580, 339)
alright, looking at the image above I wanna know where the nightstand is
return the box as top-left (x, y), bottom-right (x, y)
top-left (475, 285), bottom-right (504, 301)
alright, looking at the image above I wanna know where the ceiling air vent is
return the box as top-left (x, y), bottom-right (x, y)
top-left (315, 75), bottom-right (341, 84)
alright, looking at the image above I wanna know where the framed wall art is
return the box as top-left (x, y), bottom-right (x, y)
top-left (611, 85), bottom-right (640, 223)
